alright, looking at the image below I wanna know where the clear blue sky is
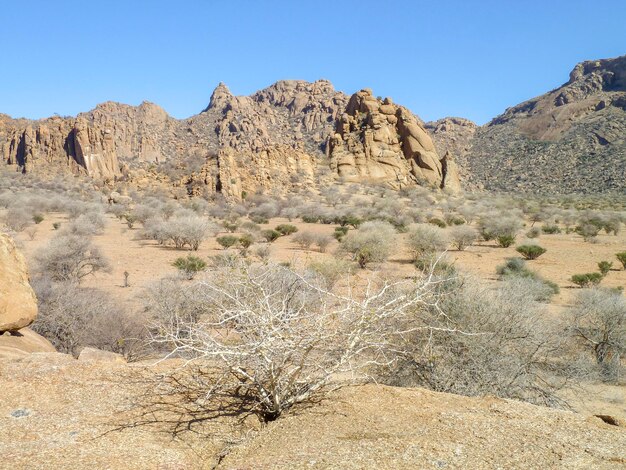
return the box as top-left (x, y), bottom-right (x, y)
top-left (2, 0), bottom-right (625, 124)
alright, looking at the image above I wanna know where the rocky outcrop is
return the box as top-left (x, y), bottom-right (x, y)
top-left (1, 79), bottom-right (461, 196)
top-left (0, 233), bottom-right (37, 332)
top-left (328, 89), bottom-right (458, 191)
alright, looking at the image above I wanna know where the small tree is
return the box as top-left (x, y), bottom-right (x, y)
top-left (173, 255), bottom-right (207, 280)
top-left (216, 235), bottom-right (239, 250)
top-left (616, 252), bottom-right (626, 269)
top-left (516, 244), bottom-right (547, 260)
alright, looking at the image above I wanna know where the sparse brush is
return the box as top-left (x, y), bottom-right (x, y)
top-left (598, 261), bottom-right (613, 276)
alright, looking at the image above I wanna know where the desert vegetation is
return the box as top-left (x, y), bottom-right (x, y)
top-left (1, 169), bottom-right (625, 430)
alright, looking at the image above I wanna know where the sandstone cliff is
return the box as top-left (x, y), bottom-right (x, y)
top-left (0, 80), bottom-right (459, 196)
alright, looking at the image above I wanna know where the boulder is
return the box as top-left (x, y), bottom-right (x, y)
top-left (0, 328), bottom-right (56, 360)
top-left (78, 347), bottom-right (126, 363)
top-left (0, 234), bottom-right (37, 332)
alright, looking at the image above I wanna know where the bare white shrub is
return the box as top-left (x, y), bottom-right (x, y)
top-left (149, 262), bottom-right (441, 421)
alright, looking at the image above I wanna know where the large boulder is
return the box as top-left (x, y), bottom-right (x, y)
top-left (0, 233), bottom-right (37, 332)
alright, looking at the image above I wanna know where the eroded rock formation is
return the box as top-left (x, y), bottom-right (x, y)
top-left (0, 79), bottom-right (458, 196)
top-left (328, 89), bottom-right (458, 190)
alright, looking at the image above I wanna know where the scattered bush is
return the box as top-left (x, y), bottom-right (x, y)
top-left (275, 224), bottom-right (298, 236)
top-left (33, 214), bottom-right (44, 224)
top-left (516, 244), bottom-right (547, 260)
top-left (172, 255), bottom-right (207, 280)
top-left (571, 273), bottom-right (603, 288)
top-left (496, 257), bottom-right (559, 300)
top-left (448, 225), bottom-right (477, 251)
top-left (34, 234), bottom-right (110, 283)
top-left (314, 234), bottom-right (332, 253)
top-left (406, 224), bottom-right (449, 260)
top-left (541, 224), bottom-right (561, 234)
top-left (427, 217), bottom-right (446, 228)
top-left (526, 227), bottom-right (541, 238)
top-left (216, 235), bottom-right (239, 249)
top-left (53, 222), bottom-right (61, 230)
top-left (568, 288), bottom-right (626, 381)
top-left (616, 252), bottom-right (626, 269)
top-left (307, 258), bottom-right (353, 289)
top-left (293, 231), bottom-right (315, 250)
top-left (576, 224), bottom-right (600, 242)
top-left (333, 226), bottom-right (349, 241)
top-left (261, 229), bottom-right (281, 243)
top-left (338, 220), bottom-right (396, 268)
top-left (598, 261), bottom-right (613, 276)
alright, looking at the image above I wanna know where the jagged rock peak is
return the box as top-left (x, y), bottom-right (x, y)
top-left (204, 82), bottom-right (234, 113)
top-left (568, 54), bottom-right (626, 90)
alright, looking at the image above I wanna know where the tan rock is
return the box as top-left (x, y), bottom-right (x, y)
top-left (0, 328), bottom-right (56, 360)
top-left (78, 347), bottom-right (126, 363)
top-left (0, 234), bottom-right (37, 332)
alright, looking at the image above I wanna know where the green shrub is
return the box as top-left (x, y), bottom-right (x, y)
top-left (496, 235), bottom-right (516, 248)
top-left (496, 257), bottom-right (559, 300)
top-left (239, 234), bottom-right (254, 250)
top-left (275, 224), bottom-right (298, 236)
top-left (333, 226), bottom-right (349, 241)
top-left (428, 217), bottom-right (446, 228)
top-left (526, 227), bottom-right (540, 238)
top-left (250, 215), bottom-right (269, 225)
top-left (541, 224), bottom-right (561, 234)
top-left (301, 215), bottom-right (319, 223)
top-left (123, 213), bottom-right (138, 229)
top-left (598, 261), bottom-right (613, 276)
top-left (616, 252), bottom-right (626, 269)
top-left (516, 244), bottom-right (547, 260)
top-left (52, 222), bottom-right (61, 230)
top-left (222, 221), bottom-right (239, 233)
top-left (570, 272), bottom-right (603, 288)
top-left (336, 215), bottom-right (362, 228)
top-left (172, 255), bottom-right (207, 280)
top-left (261, 229), bottom-right (281, 243)
top-left (33, 214), bottom-right (44, 224)
top-left (216, 235), bottom-right (239, 249)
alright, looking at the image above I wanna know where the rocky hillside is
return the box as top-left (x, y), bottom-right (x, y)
top-left (0, 80), bottom-right (460, 197)
top-left (429, 54), bottom-right (626, 193)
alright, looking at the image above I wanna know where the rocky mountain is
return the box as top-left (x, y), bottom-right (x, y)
top-left (429, 54), bottom-right (626, 193)
top-left (0, 80), bottom-right (459, 198)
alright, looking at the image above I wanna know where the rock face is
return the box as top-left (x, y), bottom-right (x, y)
top-left (328, 89), bottom-right (458, 190)
top-left (1, 80), bottom-right (458, 196)
top-left (0, 233), bottom-right (37, 332)
top-left (434, 54), bottom-right (626, 193)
